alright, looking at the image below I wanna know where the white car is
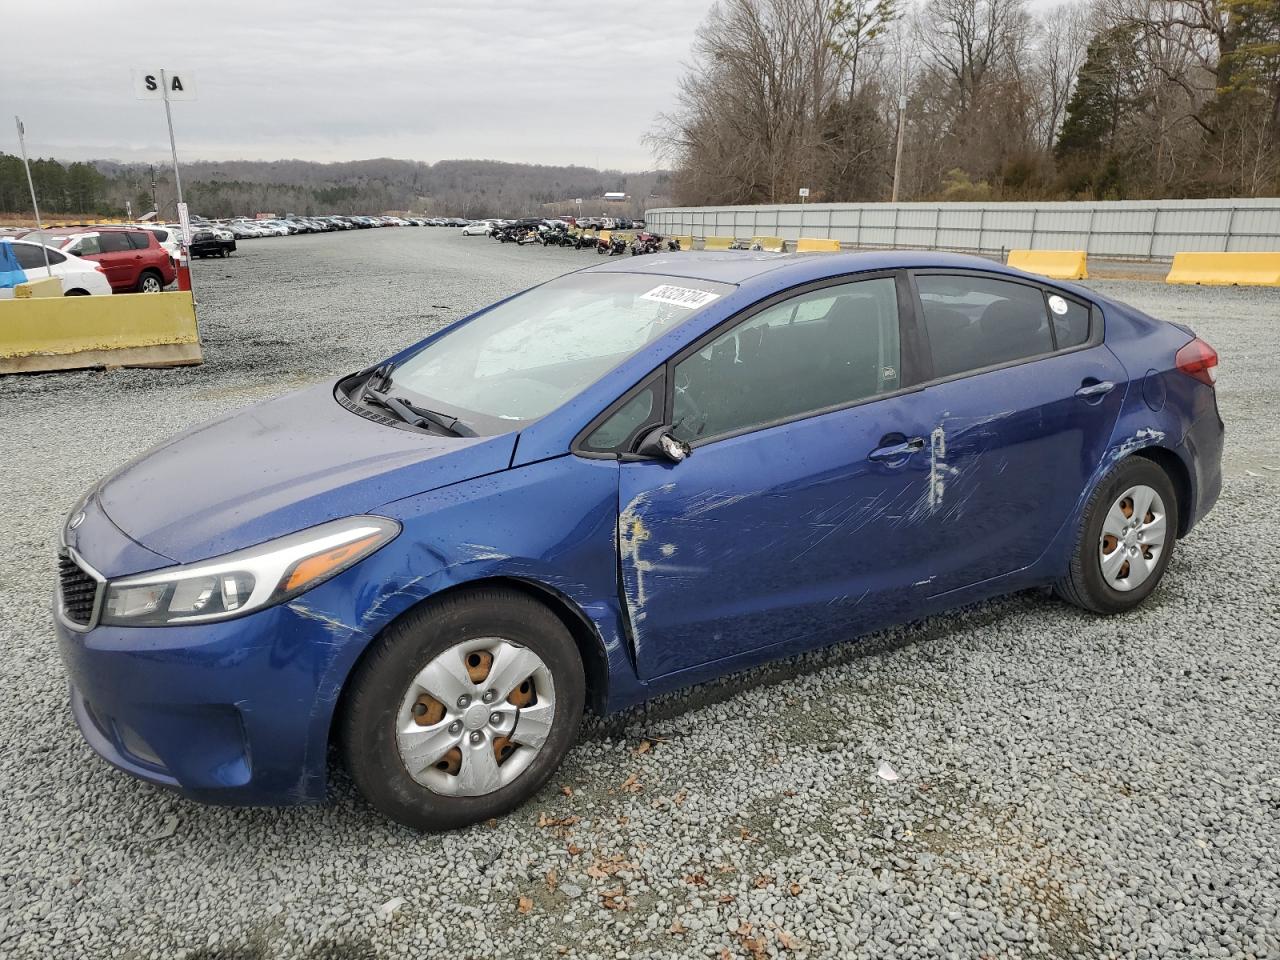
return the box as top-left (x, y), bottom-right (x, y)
top-left (0, 239), bottom-right (112, 297)
top-left (145, 225), bottom-right (182, 260)
top-left (461, 221), bottom-right (493, 236)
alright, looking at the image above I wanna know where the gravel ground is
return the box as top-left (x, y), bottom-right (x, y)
top-left (1, 230), bottom-right (1277, 960)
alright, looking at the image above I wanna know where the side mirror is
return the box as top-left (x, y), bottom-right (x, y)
top-left (635, 426), bottom-right (691, 464)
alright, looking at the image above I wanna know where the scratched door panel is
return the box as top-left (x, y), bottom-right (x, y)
top-left (916, 344), bottom-right (1127, 594)
top-left (618, 391), bottom-right (939, 681)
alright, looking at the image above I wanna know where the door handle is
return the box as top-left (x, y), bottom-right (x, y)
top-left (1075, 380), bottom-right (1116, 400)
top-left (868, 436), bottom-right (925, 462)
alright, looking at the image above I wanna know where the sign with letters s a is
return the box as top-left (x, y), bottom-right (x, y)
top-left (134, 70), bottom-right (197, 101)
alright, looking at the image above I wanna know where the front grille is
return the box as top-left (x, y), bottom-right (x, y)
top-left (58, 552), bottom-right (100, 626)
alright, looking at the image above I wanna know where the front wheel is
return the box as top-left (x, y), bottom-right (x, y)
top-left (1056, 457), bottom-right (1179, 614)
top-left (340, 587), bottom-right (585, 830)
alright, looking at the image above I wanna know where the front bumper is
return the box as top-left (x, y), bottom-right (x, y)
top-left (55, 592), bottom-right (368, 806)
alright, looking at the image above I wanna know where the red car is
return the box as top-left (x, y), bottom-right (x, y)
top-left (20, 227), bottom-right (175, 293)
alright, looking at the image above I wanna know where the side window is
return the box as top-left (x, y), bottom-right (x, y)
top-left (11, 244), bottom-right (64, 269)
top-left (70, 235), bottom-right (102, 256)
top-left (671, 277), bottom-right (901, 444)
top-left (126, 232), bottom-right (152, 250)
top-left (96, 232), bottom-right (133, 254)
top-left (1047, 293), bottom-right (1090, 348)
top-left (916, 275), bottom-right (1052, 378)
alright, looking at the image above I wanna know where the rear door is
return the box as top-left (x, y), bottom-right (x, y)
top-left (89, 231), bottom-right (138, 289)
top-left (907, 272), bottom-right (1126, 594)
top-left (610, 274), bottom-right (942, 681)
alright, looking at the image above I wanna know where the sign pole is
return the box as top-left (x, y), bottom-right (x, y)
top-left (160, 69), bottom-right (192, 292)
top-left (14, 116), bottom-right (52, 275)
top-left (161, 70), bottom-right (184, 210)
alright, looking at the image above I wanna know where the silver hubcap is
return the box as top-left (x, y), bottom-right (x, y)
top-left (142, 277), bottom-right (160, 292)
top-left (395, 637), bottom-right (555, 797)
top-left (1099, 484), bottom-right (1167, 592)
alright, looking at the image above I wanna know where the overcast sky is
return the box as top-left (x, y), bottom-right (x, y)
top-left (1, 0), bottom-right (716, 171)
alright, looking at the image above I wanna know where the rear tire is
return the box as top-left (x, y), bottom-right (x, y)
top-left (64, 289), bottom-right (89, 296)
top-left (340, 587), bottom-right (585, 831)
top-left (1055, 457), bottom-right (1179, 614)
top-left (135, 270), bottom-right (163, 293)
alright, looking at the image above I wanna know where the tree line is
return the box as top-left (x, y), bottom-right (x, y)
top-left (648, 0), bottom-right (1280, 204)
top-left (0, 155), bottom-right (670, 220)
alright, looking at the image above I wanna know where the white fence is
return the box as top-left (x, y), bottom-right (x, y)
top-left (643, 199), bottom-right (1280, 261)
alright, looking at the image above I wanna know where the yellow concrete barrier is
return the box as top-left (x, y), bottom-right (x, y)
top-left (703, 236), bottom-right (735, 250)
top-left (1165, 251), bottom-right (1280, 286)
top-left (751, 236), bottom-right (785, 252)
top-left (0, 290), bottom-right (202, 374)
top-left (671, 235), bottom-right (693, 251)
top-left (1007, 249), bottom-right (1088, 280)
top-left (14, 277), bottom-right (63, 298)
top-left (796, 237), bottom-right (841, 253)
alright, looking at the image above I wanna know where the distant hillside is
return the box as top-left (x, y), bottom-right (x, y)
top-left (0, 154), bottom-right (671, 220)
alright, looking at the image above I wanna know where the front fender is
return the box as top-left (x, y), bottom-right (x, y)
top-left (296, 452), bottom-right (642, 731)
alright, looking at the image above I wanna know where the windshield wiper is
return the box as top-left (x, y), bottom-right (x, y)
top-left (360, 382), bottom-right (476, 437)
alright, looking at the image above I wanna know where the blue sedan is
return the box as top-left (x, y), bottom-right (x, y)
top-left (55, 251), bottom-right (1223, 829)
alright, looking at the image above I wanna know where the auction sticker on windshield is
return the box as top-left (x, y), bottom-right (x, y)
top-left (640, 284), bottom-right (721, 309)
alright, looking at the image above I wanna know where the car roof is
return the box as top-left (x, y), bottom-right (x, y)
top-left (583, 249), bottom-right (1054, 287)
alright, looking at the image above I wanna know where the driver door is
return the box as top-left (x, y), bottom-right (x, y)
top-left (614, 274), bottom-right (941, 681)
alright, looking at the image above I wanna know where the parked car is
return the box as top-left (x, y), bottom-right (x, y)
top-left (144, 225), bottom-right (181, 260)
top-left (22, 227), bottom-right (175, 293)
top-left (188, 229), bottom-right (228, 259)
top-left (55, 251), bottom-right (1222, 830)
top-left (209, 226), bottom-right (237, 255)
top-left (460, 221), bottom-right (493, 236)
top-left (0, 239), bottom-right (112, 296)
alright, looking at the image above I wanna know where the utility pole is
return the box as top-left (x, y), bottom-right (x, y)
top-left (891, 95), bottom-right (906, 203)
top-left (14, 116), bottom-right (51, 275)
top-left (150, 165), bottom-right (158, 217)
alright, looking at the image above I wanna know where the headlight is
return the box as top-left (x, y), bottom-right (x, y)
top-left (100, 516), bottom-right (400, 626)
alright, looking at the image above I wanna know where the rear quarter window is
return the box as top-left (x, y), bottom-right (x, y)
top-left (1046, 293), bottom-right (1090, 348)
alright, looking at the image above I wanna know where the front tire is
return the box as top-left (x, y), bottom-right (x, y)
top-left (340, 587), bottom-right (585, 831)
top-left (1056, 457), bottom-right (1178, 614)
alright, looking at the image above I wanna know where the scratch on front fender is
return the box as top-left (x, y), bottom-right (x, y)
top-left (287, 602), bottom-right (359, 642)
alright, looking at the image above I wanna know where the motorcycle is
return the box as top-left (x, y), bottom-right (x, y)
top-left (666, 237), bottom-right (684, 251)
top-left (629, 232), bottom-right (663, 256)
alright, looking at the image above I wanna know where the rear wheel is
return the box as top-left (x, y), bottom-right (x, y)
top-left (340, 587), bottom-right (584, 830)
top-left (135, 270), bottom-right (163, 293)
top-left (1056, 457), bottom-right (1178, 614)
top-left (64, 289), bottom-right (89, 296)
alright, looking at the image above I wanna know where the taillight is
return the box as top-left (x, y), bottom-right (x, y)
top-left (1175, 337), bottom-right (1218, 386)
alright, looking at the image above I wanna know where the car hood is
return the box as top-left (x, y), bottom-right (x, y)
top-left (97, 381), bottom-right (517, 565)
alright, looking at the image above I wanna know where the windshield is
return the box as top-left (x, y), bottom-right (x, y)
top-left (389, 272), bottom-right (733, 428)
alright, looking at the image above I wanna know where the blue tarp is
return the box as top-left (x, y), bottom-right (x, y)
top-left (0, 240), bottom-right (28, 290)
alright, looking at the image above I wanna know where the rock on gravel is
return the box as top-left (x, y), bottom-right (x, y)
top-left (0, 231), bottom-right (1276, 959)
